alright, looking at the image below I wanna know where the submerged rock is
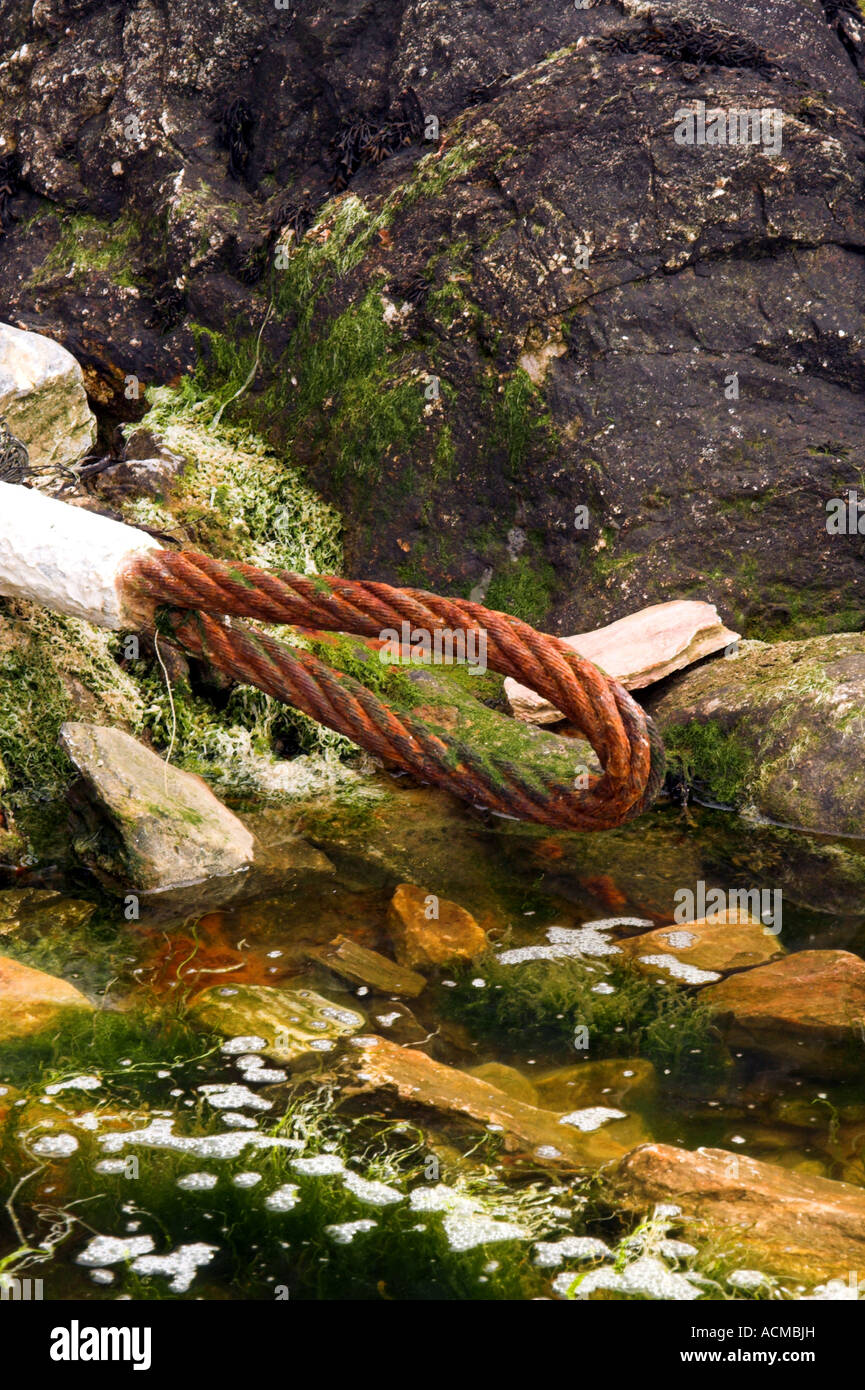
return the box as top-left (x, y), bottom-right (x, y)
top-left (534, 1059), bottom-right (657, 1114)
top-left (612, 1142), bottom-right (865, 1284)
top-left (0, 888), bottom-right (95, 936)
top-left (703, 950), bottom-right (865, 1078)
top-left (345, 1034), bottom-right (639, 1166)
top-left (0, 323), bottom-right (96, 474)
top-left (0, 954), bottom-right (92, 1041)
top-left (60, 722), bottom-right (255, 892)
top-left (648, 633), bottom-right (865, 835)
top-left (506, 602), bottom-right (738, 725)
top-left (386, 883), bottom-right (488, 969)
top-left (191, 983), bottom-right (365, 1065)
top-left (306, 934), bottom-right (426, 998)
top-left (467, 1062), bottom-right (539, 1106)
top-left (618, 911), bottom-right (784, 984)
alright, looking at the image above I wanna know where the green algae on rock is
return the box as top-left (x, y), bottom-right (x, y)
top-left (439, 951), bottom-right (730, 1082)
top-left (649, 633), bottom-right (865, 834)
top-left (191, 983), bottom-right (365, 1066)
top-left (60, 722), bottom-right (255, 893)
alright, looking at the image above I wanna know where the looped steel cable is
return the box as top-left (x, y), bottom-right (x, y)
top-left (126, 549), bottom-right (665, 831)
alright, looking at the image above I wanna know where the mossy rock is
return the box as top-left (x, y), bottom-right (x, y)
top-left (190, 983), bottom-right (365, 1065)
top-left (648, 634), bottom-right (865, 835)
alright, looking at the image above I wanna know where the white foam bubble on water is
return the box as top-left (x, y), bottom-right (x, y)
top-left (130, 1242), bottom-right (218, 1293)
top-left (496, 918), bottom-right (648, 965)
top-left (76, 1234), bottom-right (155, 1267)
top-left (232, 1171), bottom-right (262, 1189)
top-left (533, 1236), bottom-right (610, 1268)
top-left (407, 1184), bottom-right (529, 1252)
top-left (221, 1036), bottom-right (268, 1054)
top-left (45, 1074), bottom-right (101, 1095)
top-left (324, 1219), bottom-right (378, 1245)
top-left (197, 1083), bottom-right (273, 1111)
top-left (558, 1107), bottom-right (627, 1132)
top-left (660, 931), bottom-right (698, 949)
top-left (265, 1184), bottom-right (301, 1213)
top-left (177, 1172), bottom-right (218, 1191)
top-left (32, 1133), bottom-right (78, 1157)
top-left (638, 954), bottom-right (721, 985)
top-left (99, 1116), bottom-right (303, 1161)
top-left (728, 1268), bottom-right (771, 1291)
top-left (220, 1112), bottom-right (259, 1130)
top-left (291, 1154), bottom-right (345, 1177)
top-left (553, 1254), bottom-right (702, 1301)
top-left (342, 1171), bottom-right (403, 1206)
top-left (658, 1238), bottom-right (698, 1261)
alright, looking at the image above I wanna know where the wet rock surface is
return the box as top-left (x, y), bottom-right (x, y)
top-left (1, 2), bottom-right (864, 633)
top-left (703, 950), bottom-right (865, 1078)
top-left (60, 721), bottom-right (256, 892)
top-left (649, 634), bottom-right (865, 835)
top-left (191, 982), bottom-right (366, 1065)
top-left (534, 1059), bottom-right (658, 1113)
top-left (618, 910), bottom-right (784, 984)
top-left (612, 1142), bottom-right (865, 1284)
top-left (345, 1033), bottom-right (638, 1166)
top-left (0, 887), bottom-right (95, 936)
top-left (0, 953), bottom-right (92, 1041)
top-left (0, 323), bottom-right (96, 473)
top-left (386, 882), bottom-right (489, 968)
top-left (307, 934), bottom-right (427, 998)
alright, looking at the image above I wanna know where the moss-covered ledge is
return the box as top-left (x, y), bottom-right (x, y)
top-left (646, 634), bottom-right (865, 836)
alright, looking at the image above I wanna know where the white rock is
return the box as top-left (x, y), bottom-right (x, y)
top-left (0, 322), bottom-right (96, 472)
top-left (505, 601), bottom-right (739, 724)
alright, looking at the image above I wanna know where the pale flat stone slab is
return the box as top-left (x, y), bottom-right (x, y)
top-left (505, 601), bottom-right (739, 724)
top-left (0, 322), bottom-right (96, 471)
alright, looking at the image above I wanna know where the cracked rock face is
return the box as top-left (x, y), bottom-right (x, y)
top-left (1, 1), bottom-right (864, 635)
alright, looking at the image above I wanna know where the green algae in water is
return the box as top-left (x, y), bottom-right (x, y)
top-left (0, 1004), bottom-right (216, 1095)
top-left (438, 953), bottom-right (729, 1083)
top-left (0, 1026), bottom-right (557, 1301)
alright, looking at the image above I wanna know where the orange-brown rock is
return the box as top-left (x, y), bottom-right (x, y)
top-left (385, 883), bottom-right (488, 969)
top-left (0, 955), bottom-right (93, 1041)
top-left (703, 950), bottom-right (865, 1078)
top-left (618, 911), bottom-right (783, 985)
top-left (612, 1142), bottom-right (865, 1283)
top-left (346, 1034), bottom-right (638, 1166)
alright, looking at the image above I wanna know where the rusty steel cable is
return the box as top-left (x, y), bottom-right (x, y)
top-left (125, 549), bottom-right (665, 831)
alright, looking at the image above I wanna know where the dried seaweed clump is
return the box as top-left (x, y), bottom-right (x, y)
top-left (217, 97), bottom-right (256, 180)
top-left (594, 16), bottom-right (776, 78)
top-left (331, 88), bottom-right (425, 189)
